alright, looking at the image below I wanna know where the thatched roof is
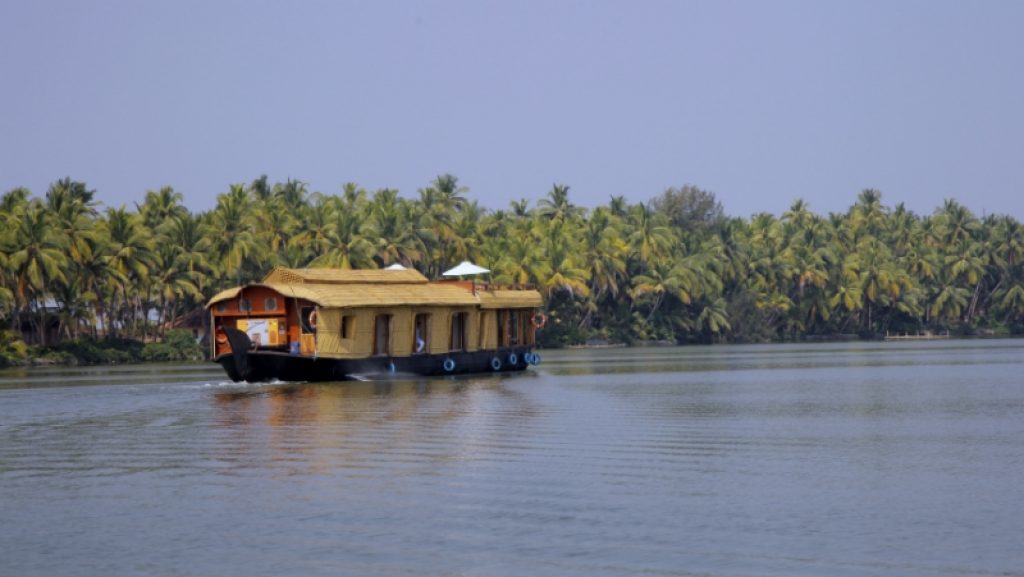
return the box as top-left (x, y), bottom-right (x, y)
top-left (207, 267), bottom-right (542, 310)
top-left (478, 289), bottom-right (544, 309)
top-left (262, 266), bottom-right (428, 285)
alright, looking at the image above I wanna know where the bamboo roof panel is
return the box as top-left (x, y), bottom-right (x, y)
top-left (207, 267), bottom-right (542, 310)
top-left (262, 266), bottom-right (428, 285)
top-left (207, 287), bottom-right (242, 307)
top-left (305, 283), bottom-right (480, 307)
top-left (478, 289), bottom-right (544, 309)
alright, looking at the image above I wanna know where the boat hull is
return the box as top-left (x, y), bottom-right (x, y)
top-left (214, 347), bottom-right (537, 382)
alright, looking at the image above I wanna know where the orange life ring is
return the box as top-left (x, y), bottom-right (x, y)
top-left (531, 312), bottom-right (547, 329)
top-left (308, 309), bottom-right (318, 330)
top-left (216, 331), bottom-right (227, 345)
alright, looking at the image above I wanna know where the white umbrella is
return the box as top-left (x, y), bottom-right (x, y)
top-left (442, 261), bottom-right (490, 277)
top-left (384, 263), bottom-right (407, 270)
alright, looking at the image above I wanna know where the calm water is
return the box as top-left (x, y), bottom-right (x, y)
top-left (2, 340), bottom-right (1023, 577)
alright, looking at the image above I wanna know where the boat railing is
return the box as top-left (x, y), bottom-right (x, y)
top-left (435, 279), bottom-right (536, 291)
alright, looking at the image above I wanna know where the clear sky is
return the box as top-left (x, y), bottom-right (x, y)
top-left (2, 0), bottom-right (1022, 219)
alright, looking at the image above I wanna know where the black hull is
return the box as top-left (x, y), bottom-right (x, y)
top-left (214, 347), bottom-right (538, 382)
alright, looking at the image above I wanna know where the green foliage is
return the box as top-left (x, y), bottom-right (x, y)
top-left (142, 329), bottom-right (205, 362)
top-left (3, 176), bottom-right (1024, 352)
top-left (37, 337), bottom-right (145, 365)
top-left (0, 330), bottom-right (29, 367)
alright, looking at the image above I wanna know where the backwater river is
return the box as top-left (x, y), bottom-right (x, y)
top-left (2, 340), bottom-right (1023, 577)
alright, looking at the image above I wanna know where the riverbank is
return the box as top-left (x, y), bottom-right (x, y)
top-left (0, 330), bottom-right (204, 368)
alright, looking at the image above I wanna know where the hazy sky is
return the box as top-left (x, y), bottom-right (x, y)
top-left (2, 0), bottom-right (1022, 219)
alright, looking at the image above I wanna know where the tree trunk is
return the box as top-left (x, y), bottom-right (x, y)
top-left (967, 282), bottom-right (982, 323)
top-left (34, 300), bottom-right (46, 347)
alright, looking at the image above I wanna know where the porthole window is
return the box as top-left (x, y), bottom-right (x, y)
top-left (264, 297), bottom-right (278, 312)
top-left (239, 298), bottom-right (252, 313)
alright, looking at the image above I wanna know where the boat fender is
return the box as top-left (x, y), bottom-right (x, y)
top-left (508, 353), bottom-right (518, 366)
top-left (531, 312), bottom-right (547, 329)
top-left (308, 309), bottom-right (318, 330)
top-left (529, 352), bottom-right (541, 366)
top-left (490, 357), bottom-right (502, 371)
top-left (443, 358), bottom-right (456, 372)
top-left (388, 361), bottom-right (396, 374)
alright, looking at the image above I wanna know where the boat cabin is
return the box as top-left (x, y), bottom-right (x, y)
top-left (206, 267), bottom-right (544, 381)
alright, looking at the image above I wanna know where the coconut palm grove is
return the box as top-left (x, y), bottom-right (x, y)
top-left (2, 174), bottom-right (1024, 364)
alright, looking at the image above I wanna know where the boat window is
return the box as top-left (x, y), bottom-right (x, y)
top-left (510, 310), bottom-right (520, 346)
top-left (239, 298), bottom-right (252, 313)
top-left (216, 302), bottom-right (227, 313)
top-left (413, 313), bottom-right (430, 354)
top-left (478, 312), bottom-right (487, 349)
top-left (264, 297), bottom-right (278, 312)
top-left (450, 312), bottom-right (467, 351)
top-left (300, 306), bottom-right (315, 334)
top-left (374, 314), bottom-right (391, 356)
top-left (341, 315), bottom-right (355, 340)
top-left (497, 310), bottom-right (507, 347)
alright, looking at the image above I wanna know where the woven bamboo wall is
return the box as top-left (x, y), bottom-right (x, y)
top-left (315, 306), bottom-right (488, 358)
top-left (427, 307), bottom-right (480, 354)
top-left (317, 308), bottom-right (381, 358)
top-left (478, 310), bottom-right (497, 349)
top-left (390, 309), bottom-right (414, 356)
top-left (315, 308), bottom-right (344, 356)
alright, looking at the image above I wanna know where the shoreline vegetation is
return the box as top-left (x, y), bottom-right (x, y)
top-left (1, 329), bottom-right (205, 368)
top-left (3, 175), bottom-right (1024, 368)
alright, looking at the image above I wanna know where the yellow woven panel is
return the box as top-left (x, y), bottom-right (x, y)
top-left (478, 289), bottom-right (543, 309)
top-left (206, 287), bottom-right (242, 307)
top-left (262, 266), bottom-right (428, 285)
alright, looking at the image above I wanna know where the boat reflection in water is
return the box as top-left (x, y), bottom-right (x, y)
top-left (210, 373), bottom-right (539, 477)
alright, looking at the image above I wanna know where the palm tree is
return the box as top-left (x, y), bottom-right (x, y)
top-left (74, 238), bottom-right (122, 338)
top-left (208, 184), bottom-right (259, 284)
top-left (630, 257), bottom-right (700, 323)
top-left (151, 242), bottom-right (202, 336)
top-left (855, 237), bottom-right (907, 331)
top-left (293, 196), bottom-right (335, 261)
top-left (136, 186), bottom-right (187, 230)
top-left (696, 297), bottom-right (731, 341)
top-left (416, 174), bottom-right (468, 276)
top-left (944, 239), bottom-right (986, 322)
top-left (103, 207), bottom-right (155, 337)
top-left (8, 201), bottom-right (68, 345)
top-left (537, 184), bottom-right (582, 223)
top-left (930, 270), bottom-right (971, 324)
top-left (627, 203), bottom-right (674, 271)
top-left (369, 188), bottom-right (422, 266)
top-left (996, 281), bottom-right (1024, 323)
top-left (849, 188), bottom-right (887, 239)
top-left (509, 199), bottom-right (531, 218)
top-left (311, 203), bottom-right (377, 270)
top-left (45, 178), bottom-right (99, 262)
top-left (162, 214), bottom-right (212, 292)
top-left (274, 178), bottom-right (309, 212)
top-left (577, 207), bottom-right (628, 329)
top-left (533, 220), bottom-right (589, 299)
top-left (936, 199), bottom-right (979, 247)
top-left (582, 208), bottom-right (628, 300)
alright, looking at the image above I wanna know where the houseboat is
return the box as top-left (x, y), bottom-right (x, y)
top-left (207, 266), bottom-right (545, 382)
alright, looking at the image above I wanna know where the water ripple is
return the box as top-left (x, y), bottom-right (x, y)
top-left (2, 342), bottom-right (1024, 576)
